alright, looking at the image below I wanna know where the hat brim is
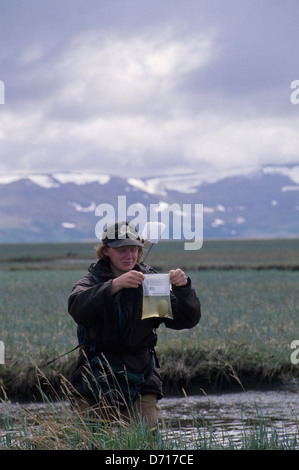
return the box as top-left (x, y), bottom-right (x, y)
top-left (105, 239), bottom-right (144, 248)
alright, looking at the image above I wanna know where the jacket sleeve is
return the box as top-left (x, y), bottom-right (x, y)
top-left (68, 274), bottom-right (114, 325)
top-left (163, 278), bottom-right (201, 330)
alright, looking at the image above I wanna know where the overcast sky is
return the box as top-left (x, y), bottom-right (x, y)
top-left (0, 0), bottom-right (299, 179)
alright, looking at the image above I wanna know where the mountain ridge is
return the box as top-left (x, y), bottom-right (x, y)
top-left (0, 164), bottom-right (298, 243)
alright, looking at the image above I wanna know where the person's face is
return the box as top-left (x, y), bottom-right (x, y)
top-left (105, 245), bottom-right (139, 276)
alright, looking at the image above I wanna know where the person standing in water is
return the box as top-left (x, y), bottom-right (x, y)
top-left (68, 221), bottom-right (201, 425)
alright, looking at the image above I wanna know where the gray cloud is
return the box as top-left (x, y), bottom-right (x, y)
top-left (0, 0), bottom-right (298, 177)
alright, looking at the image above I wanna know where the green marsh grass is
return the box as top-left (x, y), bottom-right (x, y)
top-left (1, 381), bottom-right (298, 450)
top-left (147, 268), bottom-right (299, 394)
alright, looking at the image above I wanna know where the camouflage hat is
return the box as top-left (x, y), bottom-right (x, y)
top-left (102, 221), bottom-right (144, 248)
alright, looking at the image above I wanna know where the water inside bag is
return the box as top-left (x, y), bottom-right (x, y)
top-left (142, 274), bottom-right (173, 320)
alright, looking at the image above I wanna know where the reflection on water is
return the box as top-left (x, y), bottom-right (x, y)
top-left (159, 390), bottom-right (299, 448)
top-left (1, 390), bottom-right (298, 449)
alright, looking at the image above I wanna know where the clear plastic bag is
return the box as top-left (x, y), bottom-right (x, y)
top-left (141, 274), bottom-right (173, 320)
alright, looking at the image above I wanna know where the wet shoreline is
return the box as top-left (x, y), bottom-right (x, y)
top-left (1, 389), bottom-right (298, 450)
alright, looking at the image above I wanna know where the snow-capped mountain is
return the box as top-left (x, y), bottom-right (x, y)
top-left (0, 165), bottom-right (298, 243)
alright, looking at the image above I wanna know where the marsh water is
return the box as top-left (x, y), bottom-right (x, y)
top-left (1, 389), bottom-right (298, 448)
top-left (158, 389), bottom-right (299, 447)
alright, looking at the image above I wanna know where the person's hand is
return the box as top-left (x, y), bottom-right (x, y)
top-left (169, 269), bottom-right (188, 287)
top-left (111, 270), bottom-right (145, 294)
